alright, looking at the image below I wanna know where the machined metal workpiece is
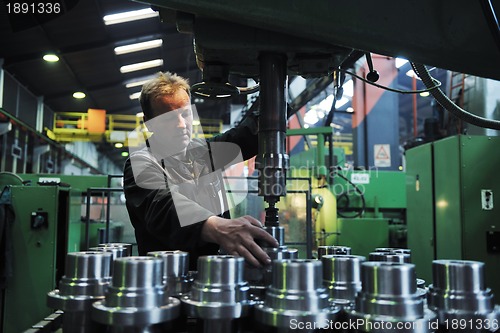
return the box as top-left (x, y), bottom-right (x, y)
top-left (322, 254), bottom-right (365, 308)
top-left (428, 260), bottom-right (500, 332)
top-left (347, 262), bottom-right (436, 332)
top-left (255, 259), bottom-right (340, 332)
top-left (148, 250), bottom-right (193, 298)
top-left (182, 255), bottom-right (251, 333)
top-left (92, 256), bottom-right (180, 331)
top-left (97, 242), bottom-right (133, 256)
top-left (89, 243), bottom-right (131, 275)
top-left (369, 247), bottom-right (412, 263)
top-left (47, 251), bottom-right (112, 333)
top-left (317, 245), bottom-right (352, 259)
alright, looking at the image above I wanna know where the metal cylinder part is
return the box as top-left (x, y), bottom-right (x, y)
top-left (92, 256), bottom-right (180, 329)
top-left (97, 242), bottom-right (133, 256)
top-left (322, 254), bottom-right (365, 306)
top-left (256, 53), bottom-right (289, 208)
top-left (347, 262), bottom-right (436, 332)
top-left (428, 260), bottom-right (500, 329)
top-left (89, 244), bottom-right (130, 275)
top-left (317, 245), bottom-right (352, 259)
top-left (369, 249), bottom-right (411, 263)
top-left (255, 259), bottom-right (340, 331)
top-left (182, 255), bottom-right (251, 319)
top-left (47, 251), bottom-right (112, 333)
top-left (245, 246), bottom-right (299, 300)
top-left (147, 250), bottom-right (192, 298)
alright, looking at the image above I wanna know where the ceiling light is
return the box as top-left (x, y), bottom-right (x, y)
top-left (103, 8), bottom-right (159, 25)
top-left (129, 92), bottom-right (141, 100)
top-left (346, 107), bottom-right (354, 113)
top-left (73, 92), bottom-right (86, 99)
top-left (395, 57), bottom-right (409, 68)
top-left (43, 54), bottom-right (59, 62)
top-left (420, 91), bottom-right (430, 97)
top-left (115, 143), bottom-right (124, 148)
top-left (120, 59), bottom-right (163, 74)
top-left (114, 39), bottom-right (163, 55)
top-left (136, 112), bottom-right (144, 118)
top-left (121, 151), bottom-right (129, 157)
top-left (125, 75), bottom-right (156, 88)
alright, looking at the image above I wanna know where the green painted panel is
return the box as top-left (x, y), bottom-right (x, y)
top-left (459, 136), bottom-right (500, 297)
top-left (434, 136), bottom-right (463, 259)
top-left (333, 170), bottom-right (406, 210)
top-left (337, 218), bottom-right (389, 258)
top-left (405, 143), bottom-right (434, 282)
top-left (3, 186), bottom-right (62, 333)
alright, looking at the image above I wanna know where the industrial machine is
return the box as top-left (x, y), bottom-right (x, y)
top-left (0, 173), bottom-right (130, 333)
top-left (406, 135), bottom-right (500, 297)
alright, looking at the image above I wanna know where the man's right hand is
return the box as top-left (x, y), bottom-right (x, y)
top-left (201, 215), bottom-right (280, 267)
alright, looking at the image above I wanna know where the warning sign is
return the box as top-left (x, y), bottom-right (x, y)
top-left (374, 144), bottom-right (391, 167)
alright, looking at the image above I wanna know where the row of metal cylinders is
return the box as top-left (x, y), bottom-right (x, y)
top-left (47, 244), bottom-right (500, 332)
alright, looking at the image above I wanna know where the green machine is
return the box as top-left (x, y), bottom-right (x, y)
top-left (0, 174), bottom-right (81, 333)
top-left (406, 135), bottom-right (500, 296)
top-left (287, 127), bottom-right (407, 258)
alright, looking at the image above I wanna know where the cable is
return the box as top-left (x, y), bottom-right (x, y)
top-left (412, 62), bottom-right (500, 130)
top-left (341, 69), bottom-right (442, 94)
top-left (334, 171), bottom-right (366, 218)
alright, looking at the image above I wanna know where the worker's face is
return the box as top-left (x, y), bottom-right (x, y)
top-left (149, 90), bottom-right (192, 154)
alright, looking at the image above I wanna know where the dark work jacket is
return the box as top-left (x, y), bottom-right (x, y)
top-left (123, 115), bottom-right (258, 270)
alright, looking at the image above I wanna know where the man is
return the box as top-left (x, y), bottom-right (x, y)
top-left (123, 72), bottom-right (278, 270)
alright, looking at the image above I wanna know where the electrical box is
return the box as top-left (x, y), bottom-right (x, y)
top-left (2, 185), bottom-right (80, 333)
top-left (406, 135), bottom-right (500, 296)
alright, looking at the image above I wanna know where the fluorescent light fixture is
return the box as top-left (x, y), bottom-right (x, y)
top-left (115, 143), bottom-right (124, 148)
top-left (121, 151), bottom-right (129, 157)
top-left (43, 54), bottom-right (59, 62)
top-left (103, 8), bottom-right (159, 25)
top-left (346, 107), bottom-right (354, 113)
top-left (129, 92), bottom-right (141, 100)
top-left (114, 39), bottom-right (163, 55)
top-left (120, 59), bottom-right (163, 74)
top-left (136, 112), bottom-right (144, 118)
top-left (125, 75), bottom-right (156, 88)
top-left (420, 91), bottom-right (430, 97)
top-left (73, 92), bottom-right (86, 99)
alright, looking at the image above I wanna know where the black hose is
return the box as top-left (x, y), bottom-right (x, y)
top-left (412, 63), bottom-right (500, 130)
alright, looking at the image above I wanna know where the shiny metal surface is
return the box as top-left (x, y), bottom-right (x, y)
top-left (317, 245), bottom-right (352, 259)
top-left (428, 260), bottom-right (500, 329)
top-left (47, 251), bottom-right (112, 333)
top-left (92, 256), bottom-right (180, 328)
top-left (322, 254), bottom-right (365, 306)
top-left (255, 259), bottom-right (340, 331)
top-left (369, 248), bottom-right (412, 263)
top-left (98, 242), bottom-right (133, 256)
top-left (182, 255), bottom-right (251, 319)
top-left (148, 250), bottom-right (192, 298)
top-left (347, 262), bottom-right (436, 332)
top-left (90, 243), bottom-right (132, 274)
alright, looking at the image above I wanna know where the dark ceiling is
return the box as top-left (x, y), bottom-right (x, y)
top-left (0, 0), bottom-right (201, 115)
top-left (0, 0), bottom-right (240, 169)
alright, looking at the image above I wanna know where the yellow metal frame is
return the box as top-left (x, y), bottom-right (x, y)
top-left (48, 112), bottom-right (223, 145)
